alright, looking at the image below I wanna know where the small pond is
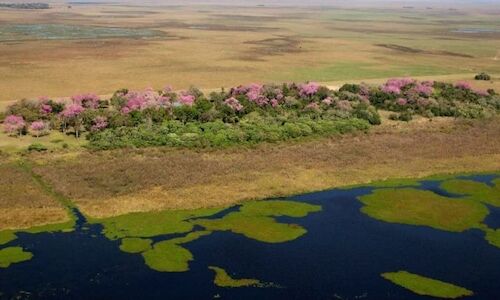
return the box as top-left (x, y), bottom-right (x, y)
top-left (0, 173), bottom-right (499, 299)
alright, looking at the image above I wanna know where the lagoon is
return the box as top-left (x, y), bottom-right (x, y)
top-left (0, 174), bottom-right (499, 299)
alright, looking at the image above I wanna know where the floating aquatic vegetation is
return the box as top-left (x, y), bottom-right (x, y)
top-left (483, 227), bottom-right (500, 249)
top-left (0, 247), bottom-right (33, 268)
top-left (142, 231), bottom-right (211, 272)
top-left (191, 200), bottom-right (322, 243)
top-left (358, 188), bottom-right (488, 232)
top-left (98, 200), bottom-right (320, 273)
top-left (381, 271), bottom-right (473, 299)
top-left (0, 231), bottom-right (17, 246)
top-left (208, 266), bottom-right (262, 288)
top-left (440, 179), bottom-right (500, 207)
top-left (94, 207), bottom-right (224, 240)
top-left (119, 238), bottom-right (152, 254)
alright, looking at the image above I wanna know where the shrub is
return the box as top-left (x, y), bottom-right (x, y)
top-left (475, 73), bottom-right (491, 81)
top-left (6, 99), bottom-right (42, 122)
top-left (27, 143), bottom-right (48, 152)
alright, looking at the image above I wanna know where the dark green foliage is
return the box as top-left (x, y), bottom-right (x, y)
top-left (339, 83), bottom-right (361, 94)
top-left (27, 143), bottom-right (48, 152)
top-left (6, 99), bottom-right (42, 122)
top-left (475, 73), bottom-right (491, 81)
top-left (87, 117), bottom-right (370, 150)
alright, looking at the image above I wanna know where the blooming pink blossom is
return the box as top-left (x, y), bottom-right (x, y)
top-left (71, 93), bottom-right (100, 109)
top-left (381, 78), bottom-right (416, 95)
top-left (224, 97), bottom-right (244, 112)
top-left (396, 98), bottom-right (408, 106)
top-left (121, 89), bottom-right (171, 113)
top-left (413, 83), bottom-right (433, 97)
top-left (178, 93), bottom-right (195, 106)
top-left (91, 116), bottom-right (108, 132)
top-left (322, 97), bottom-right (333, 106)
top-left (270, 99), bottom-right (279, 107)
top-left (455, 81), bottom-right (472, 90)
top-left (3, 115), bottom-right (25, 136)
top-left (381, 85), bottom-right (401, 95)
top-left (29, 120), bottom-right (48, 137)
top-left (61, 104), bottom-right (85, 118)
top-left (245, 84), bottom-right (264, 102)
top-left (305, 102), bottom-right (320, 111)
top-left (299, 82), bottom-right (320, 97)
top-left (40, 103), bottom-right (53, 115)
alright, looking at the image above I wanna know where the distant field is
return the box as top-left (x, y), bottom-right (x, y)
top-left (0, 3), bottom-right (499, 102)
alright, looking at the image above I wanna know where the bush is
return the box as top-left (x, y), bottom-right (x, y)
top-left (87, 117), bottom-right (370, 150)
top-left (475, 73), bottom-right (491, 81)
top-left (27, 143), bottom-right (48, 152)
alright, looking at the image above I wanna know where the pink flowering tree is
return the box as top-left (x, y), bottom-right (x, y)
top-left (224, 97), bottom-right (244, 112)
top-left (90, 116), bottom-right (108, 132)
top-left (29, 120), bottom-right (49, 137)
top-left (71, 93), bottom-right (101, 109)
top-left (3, 115), bottom-right (25, 137)
top-left (299, 82), bottom-right (320, 98)
top-left (61, 104), bottom-right (85, 138)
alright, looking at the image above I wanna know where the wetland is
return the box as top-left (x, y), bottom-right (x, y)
top-left (0, 173), bottom-right (499, 299)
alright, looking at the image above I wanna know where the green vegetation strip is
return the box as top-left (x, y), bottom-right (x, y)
top-left (142, 231), bottom-right (211, 272)
top-left (95, 199), bottom-right (321, 272)
top-left (209, 266), bottom-right (262, 288)
top-left (381, 271), bottom-right (473, 299)
top-left (0, 247), bottom-right (33, 268)
top-left (440, 178), bottom-right (500, 207)
top-left (119, 238), bottom-right (152, 254)
top-left (191, 200), bottom-right (322, 243)
top-left (358, 188), bottom-right (488, 232)
top-left (94, 207), bottom-right (224, 240)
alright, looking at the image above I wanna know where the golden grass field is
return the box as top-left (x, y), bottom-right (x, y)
top-left (25, 116), bottom-right (500, 220)
top-left (0, 3), bottom-right (499, 104)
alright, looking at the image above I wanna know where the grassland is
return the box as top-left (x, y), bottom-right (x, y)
top-left (22, 116), bottom-right (500, 220)
top-left (0, 158), bottom-right (70, 230)
top-left (0, 3), bottom-right (499, 104)
top-left (0, 2), bottom-right (500, 230)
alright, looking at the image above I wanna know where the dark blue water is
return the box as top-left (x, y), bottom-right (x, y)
top-left (0, 175), bottom-right (499, 299)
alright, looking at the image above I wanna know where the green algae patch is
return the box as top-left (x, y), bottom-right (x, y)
top-left (94, 207), bottom-right (224, 240)
top-left (0, 247), bottom-right (33, 268)
top-left (483, 228), bottom-right (500, 249)
top-left (0, 231), bottom-right (17, 245)
top-left (209, 266), bottom-right (261, 288)
top-left (119, 238), bottom-right (152, 254)
top-left (358, 188), bottom-right (488, 232)
top-left (381, 271), bottom-right (473, 299)
top-left (142, 231), bottom-right (211, 272)
top-left (192, 200), bottom-right (321, 243)
top-left (440, 179), bottom-right (500, 207)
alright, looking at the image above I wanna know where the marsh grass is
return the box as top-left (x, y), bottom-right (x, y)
top-left (28, 118), bottom-right (500, 219)
top-left (381, 271), bottom-right (473, 299)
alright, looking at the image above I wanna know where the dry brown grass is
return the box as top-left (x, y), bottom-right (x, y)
top-left (30, 117), bottom-right (500, 219)
top-left (0, 161), bottom-right (70, 230)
